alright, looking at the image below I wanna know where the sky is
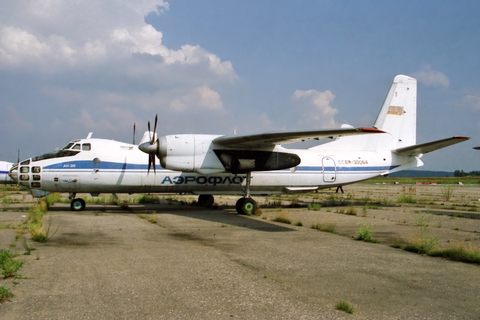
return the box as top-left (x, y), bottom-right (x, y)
top-left (1, 0), bottom-right (479, 172)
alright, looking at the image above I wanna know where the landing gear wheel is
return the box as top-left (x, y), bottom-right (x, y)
top-left (236, 197), bottom-right (257, 215)
top-left (198, 195), bottom-right (214, 207)
top-left (70, 198), bottom-right (86, 211)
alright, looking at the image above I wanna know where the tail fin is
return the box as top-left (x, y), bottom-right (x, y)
top-left (373, 74), bottom-right (417, 150)
top-left (309, 75), bottom-right (417, 151)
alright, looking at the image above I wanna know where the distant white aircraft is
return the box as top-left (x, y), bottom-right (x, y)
top-left (0, 161), bottom-right (15, 184)
top-left (10, 75), bottom-right (469, 214)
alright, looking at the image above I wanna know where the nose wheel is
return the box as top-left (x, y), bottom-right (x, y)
top-left (70, 196), bottom-right (86, 211)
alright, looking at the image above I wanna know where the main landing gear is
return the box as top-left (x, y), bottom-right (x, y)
top-left (197, 172), bottom-right (258, 215)
top-left (197, 194), bottom-right (214, 207)
top-left (69, 193), bottom-right (86, 211)
top-left (235, 172), bottom-right (258, 215)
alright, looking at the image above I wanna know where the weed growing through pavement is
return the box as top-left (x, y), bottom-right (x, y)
top-left (336, 301), bottom-right (354, 314)
top-left (441, 185), bottom-right (454, 201)
top-left (21, 237), bottom-right (36, 255)
top-left (356, 223), bottom-right (378, 243)
top-left (0, 248), bottom-right (24, 278)
top-left (30, 215), bottom-right (59, 243)
top-left (404, 212), bottom-right (438, 254)
top-left (0, 282), bottom-right (14, 303)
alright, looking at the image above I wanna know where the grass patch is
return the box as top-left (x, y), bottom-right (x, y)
top-left (336, 300), bottom-right (354, 314)
top-left (429, 247), bottom-right (480, 264)
top-left (311, 223), bottom-right (336, 233)
top-left (271, 216), bottom-right (292, 224)
top-left (308, 202), bottom-right (322, 211)
top-left (397, 195), bottom-right (417, 203)
top-left (137, 194), bottom-right (161, 204)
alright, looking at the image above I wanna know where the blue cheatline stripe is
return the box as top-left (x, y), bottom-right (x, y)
top-left (0, 171), bottom-right (8, 174)
top-left (44, 160), bottom-right (155, 170)
top-left (43, 160), bottom-right (398, 173)
top-left (296, 165), bottom-right (399, 172)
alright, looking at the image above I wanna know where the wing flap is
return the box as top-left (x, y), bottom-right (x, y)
top-left (213, 127), bottom-right (385, 148)
top-left (393, 136), bottom-right (470, 156)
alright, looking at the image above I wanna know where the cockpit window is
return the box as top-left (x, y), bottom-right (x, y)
top-left (62, 143), bottom-right (74, 150)
top-left (82, 143), bottom-right (91, 151)
top-left (72, 144), bottom-right (81, 150)
top-left (32, 150), bottom-right (80, 162)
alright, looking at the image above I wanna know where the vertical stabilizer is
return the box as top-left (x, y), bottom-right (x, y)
top-left (373, 75), bottom-right (417, 150)
top-left (309, 75), bottom-right (417, 152)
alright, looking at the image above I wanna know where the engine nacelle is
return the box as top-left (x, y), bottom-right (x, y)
top-left (158, 135), bottom-right (195, 171)
top-left (156, 134), bottom-right (225, 173)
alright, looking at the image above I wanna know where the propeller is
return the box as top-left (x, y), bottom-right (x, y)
top-left (145, 115), bottom-right (159, 175)
top-left (133, 123), bottom-right (136, 145)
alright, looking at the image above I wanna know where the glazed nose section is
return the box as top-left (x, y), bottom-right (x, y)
top-left (8, 165), bottom-right (19, 183)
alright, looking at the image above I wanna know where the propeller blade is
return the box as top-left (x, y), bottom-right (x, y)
top-left (152, 114), bottom-right (158, 145)
top-left (133, 123), bottom-right (136, 145)
top-left (147, 154), bottom-right (152, 175)
top-left (148, 121), bottom-right (151, 142)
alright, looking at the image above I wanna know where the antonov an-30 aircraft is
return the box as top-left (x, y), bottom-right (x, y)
top-left (9, 75), bottom-right (469, 214)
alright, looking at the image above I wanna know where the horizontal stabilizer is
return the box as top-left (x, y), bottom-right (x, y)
top-left (393, 136), bottom-right (470, 156)
top-left (213, 127), bottom-right (385, 148)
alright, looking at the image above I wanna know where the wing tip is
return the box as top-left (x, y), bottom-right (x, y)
top-left (359, 127), bottom-right (387, 133)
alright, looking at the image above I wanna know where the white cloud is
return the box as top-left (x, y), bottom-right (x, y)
top-left (411, 66), bottom-right (449, 88)
top-left (0, 0), bottom-right (237, 154)
top-left (291, 89), bottom-right (339, 129)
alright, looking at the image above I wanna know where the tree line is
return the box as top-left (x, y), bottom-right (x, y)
top-left (454, 170), bottom-right (480, 177)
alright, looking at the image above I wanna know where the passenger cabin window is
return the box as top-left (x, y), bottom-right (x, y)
top-left (72, 144), bottom-right (81, 150)
top-left (82, 143), bottom-right (91, 151)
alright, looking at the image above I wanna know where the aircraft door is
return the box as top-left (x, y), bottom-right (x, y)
top-left (322, 156), bottom-right (336, 183)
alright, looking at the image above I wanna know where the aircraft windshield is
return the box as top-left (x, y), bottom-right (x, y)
top-left (32, 150), bottom-right (80, 162)
top-left (62, 143), bottom-right (74, 150)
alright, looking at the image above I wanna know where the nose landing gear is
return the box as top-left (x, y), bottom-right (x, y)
top-left (69, 193), bottom-right (86, 211)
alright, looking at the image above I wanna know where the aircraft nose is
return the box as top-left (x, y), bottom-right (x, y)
top-left (8, 165), bottom-right (18, 183)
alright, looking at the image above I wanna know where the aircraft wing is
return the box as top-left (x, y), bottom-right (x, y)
top-left (393, 136), bottom-right (470, 156)
top-left (213, 127), bottom-right (385, 148)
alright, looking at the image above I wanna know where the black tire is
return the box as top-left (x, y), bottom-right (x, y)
top-left (236, 197), bottom-right (257, 215)
top-left (70, 198), bottom-right (86, 211)
top-left (198, 195), bottom-right (214, 207)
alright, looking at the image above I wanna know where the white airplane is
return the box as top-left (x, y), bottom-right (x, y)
top-left (0, 161), bottom-right (15, 184)
top-left (9, 75), bottom-right (469, 214)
